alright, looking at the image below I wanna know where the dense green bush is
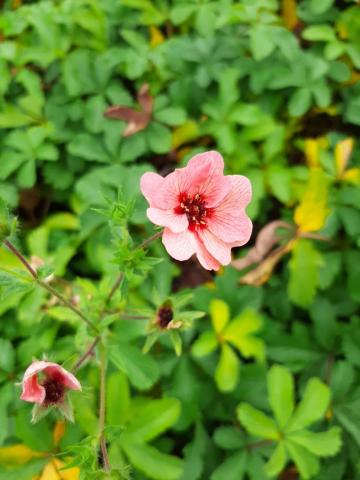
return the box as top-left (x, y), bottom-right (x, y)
top-left (0, 0), bottom-right (360, 479)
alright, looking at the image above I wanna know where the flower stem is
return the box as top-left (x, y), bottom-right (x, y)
top-left (105, 230), bottom-right (162, 305)
top-left (72, 336), bottom-right (100, 373)
top-left (3, 239), bottom-right (99, 334)
top-left (99, 347), bottom-right (111, 472)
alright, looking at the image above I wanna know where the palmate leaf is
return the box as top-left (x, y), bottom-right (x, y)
top-left (285, 440), bottom-right (320, 480)
top-left (210, 299), bottom-right (230, 334)
top-left (288, 428), bottom-right (342, 457)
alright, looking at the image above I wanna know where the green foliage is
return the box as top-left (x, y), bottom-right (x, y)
top-left (0, 0), bottom-right (360, 479)
top-left (237, 366), bottom-right (342, 479)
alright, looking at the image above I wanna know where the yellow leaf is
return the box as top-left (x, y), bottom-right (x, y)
top-left (304, 139), bottom-right (320, 168)
top-left (335, 138), bottom-right (354, 177)
top-left (210, 299), bottom-right (230, 334)
top-left (281, 0), bottom-right (298, 30)
top-left (342, 167), bottom-right (360, 185)
top-left (0, 444), bottom-right (46, 466)
top-left (39, 459), bottom-right (80, 480)
top-left (53, 421), bottom-right (66, 447)
top-left (149, 26), bottom-right (164, 48)
top-left (172, 120), bottom-right (199, 149)
top-left (294, 168), bottom-right (330, 232)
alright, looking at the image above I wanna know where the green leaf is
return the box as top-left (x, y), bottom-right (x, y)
top-left (146, 122), bottom-right (172, 154)
top-left (68, 133), bottom-right (110, 162)
top-left (289, 427), bottom-right (342, 457)
top-left (288, 239), bottom-right (322, 308)
top-left (211, 451), bottom-right (247, 480)
top-left (288, 88), bottom-right (312, 117)
top-left (124, 398), bottom-right (180, 443)
top-left (109, 343), bottom-right (160, 390)
top-left (215, 343), bottom-right (239, 392)
top-left (180, 422), bottom-right (207, 480)
top-left (223, 309), bottom-right (265, 362)
top-left (121, 442), bottom-right (183, 480)
top-left (250, 26), bottom-right (276, 61)
top-left (285, 440), bottom-right (320, 479)
top-left (106, 371), bottom-right (130, 426)
top-left (0, 339), bottom-right (15, 373)
top-left (210, 299), bottom-right (230, 334)
top-left (267, 365), bottom-right (294, 429)
top-left (237, 403), bottom-right (280, 440)
top-left (287, 378), bottom-right (330, 432)
top-left (191, 331), bottom-right (218, 357)
top-left (264, 442), bottom-right (287, 477)
top-left (213, 427), bottom-right (245, 450)
top-left (0, 383), bottom-right (13, 445)
top-left (309, 0), bottom-right (334, 15)
top-left (154, 107), bottom-right (187, 126)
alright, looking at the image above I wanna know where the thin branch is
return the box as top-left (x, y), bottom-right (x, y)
top-left (99, 348), bottom-right (111, 472)
top-left (72, 336), bottom-right (100, 373)
top-left (105, 272), bottom-right (124, 306)
top-left (246, 439), bottom-right (273, 451)
top-left (3, 239), bottom-right (37, 278)
top-left (137, 230), bottom-right (162, 250)
top-left (3, 239), bottom-right (99, 334)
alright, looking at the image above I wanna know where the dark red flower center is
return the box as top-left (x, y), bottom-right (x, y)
top-left (157, 306), bottom-right (174, 329)
top-left (43, 377), bottom-right (65, 405)
top-left (174, 192), bottom-right (213, 231)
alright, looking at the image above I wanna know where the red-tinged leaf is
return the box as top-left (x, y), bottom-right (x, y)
top-left (104, 83), bottom-right (153, 137)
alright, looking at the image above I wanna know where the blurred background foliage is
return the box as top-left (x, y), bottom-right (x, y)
top-left (0, 0), bottom-right (360, 479)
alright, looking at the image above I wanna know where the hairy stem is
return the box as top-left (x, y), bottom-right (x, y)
top-left (99, 347), bottom-right (111, 472)
top-left (72, 336), bottom-right (100, 373)
top-left (106, 229), bottom-right (162, 305)
top-left (3, 239), bottom-right (98, 334)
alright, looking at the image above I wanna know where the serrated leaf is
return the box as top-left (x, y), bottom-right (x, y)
top-left (268, 365), bottom-right (294, 429)
top-left (289, 427), bottom-right (342, 457)
top-left (287, 378), bottom-right (330, 432)
top-left (237, 403), bottom-right (280, 440)
top-left (285, 440), bottom-right (320, 479)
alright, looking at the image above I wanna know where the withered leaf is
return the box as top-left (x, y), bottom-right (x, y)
top-left (104, 83), bottom-right (153, 137)
top-left (232, 220), bottom-right (294, 271)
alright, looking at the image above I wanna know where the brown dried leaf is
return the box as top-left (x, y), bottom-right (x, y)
top-left (240, 243), bottom-right (292, 286)
top-left (104, 83), bottom-right (153, 137)
top-left (232, 220), bottom-right (293, 271)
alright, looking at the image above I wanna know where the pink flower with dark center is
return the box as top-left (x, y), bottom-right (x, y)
top-left (140, 151), bottom-right (252, 270)
top-left (20, 361), bottom-right (81, 422)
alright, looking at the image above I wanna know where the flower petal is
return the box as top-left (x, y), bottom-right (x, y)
top-left (45, 365), bottom-right (82, 392)
top-left (187, 150), bottom-right (224, 174)
top-left (193, 235), bottom-right (222, 271)
top-left (197, 229), bottom-right (232, 265)
top-left (147, 207), bottom-right (188, 233)
top-left (140, 172), bottom-right (165, 207)
top-left (208, 175), bottom-right (253, 243)
top-left (162, 228), bottom-right (196, 261)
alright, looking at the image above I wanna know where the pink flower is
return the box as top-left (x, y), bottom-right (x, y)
top-left (140, 151), bottom-right (252, 270)
top-left (20, 360), bottom-right (81, 422)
